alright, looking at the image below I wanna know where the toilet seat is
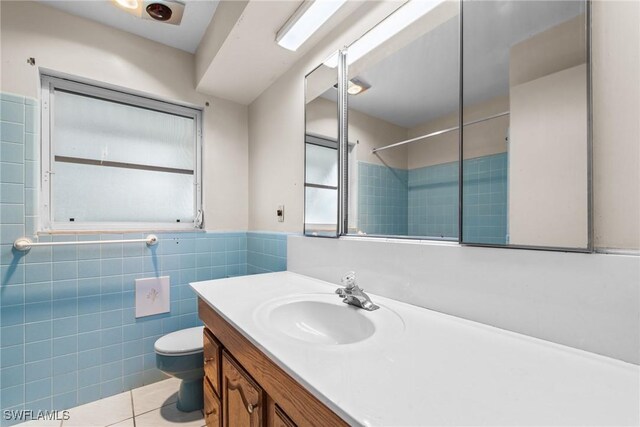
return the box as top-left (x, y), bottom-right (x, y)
top-left (155, 326), bottom-right (204, 356)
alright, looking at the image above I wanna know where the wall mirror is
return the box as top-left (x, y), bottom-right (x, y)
top-left (303, 0), bottom-right (590, 251)
top-left (462, 0), bottom-right (589, 249)
top-left (342, 0), bottom-right (461, 239)
top-left (304, 62), bottom-right (340, 237)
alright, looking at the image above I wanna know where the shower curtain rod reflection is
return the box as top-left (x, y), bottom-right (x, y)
top-left (371, 111), bottom-right (510, 154)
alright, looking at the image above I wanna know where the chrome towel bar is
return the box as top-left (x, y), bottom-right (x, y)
top-left (13, 234), bottom-right (158, 252)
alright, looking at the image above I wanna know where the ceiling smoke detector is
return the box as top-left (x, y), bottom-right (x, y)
top-left (112, 0), bottom-right (185, 25)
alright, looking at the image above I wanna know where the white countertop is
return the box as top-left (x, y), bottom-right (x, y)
top-left (191, 272), bottom-right (639, 426)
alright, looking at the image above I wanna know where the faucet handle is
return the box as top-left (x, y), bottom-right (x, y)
top-left (341, 271), bottom-right (356, 289)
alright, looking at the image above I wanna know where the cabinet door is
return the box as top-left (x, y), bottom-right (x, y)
top-left (222, 351), bottom-right (264, 427)
top-left (204, 328), bottom-right (222, 396)
top-left (204, 377), bottom-right (222, 427)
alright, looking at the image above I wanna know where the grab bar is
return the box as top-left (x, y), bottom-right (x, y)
top-left (371, 111), bottom-right (510, 154)
top-left (13, 234), bottom-right (158, 252)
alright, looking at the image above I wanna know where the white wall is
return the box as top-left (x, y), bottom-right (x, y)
top-left (248, 1), bottom-right (406, 233)
top-left (509, 65), bottom-right (588, 248)
top-left (592, 0), bottom-right (640, 251)
top-left (288, 235), bottom-right (640, 364)
top-left (0, 1), bottom-right (249, 231)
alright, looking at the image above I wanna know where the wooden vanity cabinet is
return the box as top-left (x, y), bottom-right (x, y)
top-left (199, 298), bottom-right (347, 427)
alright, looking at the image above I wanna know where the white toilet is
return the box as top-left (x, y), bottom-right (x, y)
top-left (154, 326), bottom-right (205, 412)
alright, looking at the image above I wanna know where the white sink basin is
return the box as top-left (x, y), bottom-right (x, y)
top-left (254, 293), bottom-right (404, 346)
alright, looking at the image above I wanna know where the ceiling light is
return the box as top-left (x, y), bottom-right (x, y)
top-left (277, 0), bottom-right (348, 52)
top-left (114, 0), bottom-right (139, 10)
top-left (333, 78), bottom-right (371, 96)
top-left (324, 0), bottom-right (444, 67)
top-left (347, 78), bottom-right (371, 95)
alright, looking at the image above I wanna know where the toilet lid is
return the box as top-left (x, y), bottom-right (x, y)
top-left (154, 326), bottom-right (204, 356)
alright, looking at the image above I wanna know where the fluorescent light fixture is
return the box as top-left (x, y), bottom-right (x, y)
top-left (277, 0), bottom-right (348, 52)
top-left (324, 0), bottom-right (444, 67)
top-left (114, 0), bottom-right (139, 10)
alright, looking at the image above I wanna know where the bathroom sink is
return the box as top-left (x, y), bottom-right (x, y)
top-left (269, 300), bottom-right (376, 345)
top-left (254, 293), bottom-right (404, 346)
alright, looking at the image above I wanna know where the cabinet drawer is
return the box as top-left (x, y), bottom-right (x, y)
top-left (204, 377), bottom-right (222, 427)
top-left (204, 328), bottom-right (222, 396)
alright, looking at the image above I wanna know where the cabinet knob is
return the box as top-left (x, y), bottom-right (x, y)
top-left (205, 408), bottom-right (216, 416)
top-left (247, 403), bottom-right (256, 414)
top-left (204, 357), bottom-right (214, 364)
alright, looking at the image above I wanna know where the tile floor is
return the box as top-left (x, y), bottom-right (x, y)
top-left (16, 379), bottom-right (205, 427)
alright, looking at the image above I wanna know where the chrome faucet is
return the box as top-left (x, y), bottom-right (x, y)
top-left (335, 271), bottom-right (379, 311)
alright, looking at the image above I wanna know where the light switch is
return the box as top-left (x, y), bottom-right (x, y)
top-left (277, 205), bottom-right (285, 222)
top-left (135, 276), bottom-right (170, 318)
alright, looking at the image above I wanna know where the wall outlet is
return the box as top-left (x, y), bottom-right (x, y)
top-left (277, 205), bottom-right (285, 222)
top-left (135, 276), bottom-right (170, 318)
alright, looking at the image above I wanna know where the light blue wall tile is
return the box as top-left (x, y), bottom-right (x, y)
top-left (0, 122), bottom-right (24, 144)
top-left (25, 302), bottom-right (52, 323)
top-left (53, 372), bottom-right (77, 395)
top-left (53, 354), bottom-right (77, 376)
top-left (1, 142), bottom-right (24, 164)
top-left (25, 282), bottom-right (51, 304)
top-left (53, 279), bottom-right (77, 300)
top-left (1, 162), bottom-right (24, 184)
top-left (1, 345), bottom-right (24, 368)
top-left (1, 204), bottom-right (25, 224)
top-left (78, 366), bottom-right (100, 388)
top-left (0, 101), bottom-right (25, 123)
top-left (24, 105), bottom-right (37, 134)
top-left (25, 340), bottom-right (51, 363)
top-left (25, 360), bottom-right (52, 382)
top-left (52, 298), bottom-right (77, 319)
top-left (1, 285), bottom-right (24, 307)
top-left (52, 391), bottom-right (77, 411)
top-left (78, 278), bottom-right (101, 297)
top-left (0, 93), bottom-right (25, 103)
top-left (1, 365), bottom-right (24, 389)
top-left (2, 264), bottom-right (24, 285)
top-left (1, 325), bottom-right (24, 347)
top-left (1, 305), bottom-right (24, 327)
top-left (77, 385), bottom-right (100, 405)
top-left (53, 317), bottom-right (78, 338)
top-left (25, 378), bottom-right (51, 402)
top-left (24, 320), bottom-right (51, 343)
top-left (52, 261), bottom-right (77, 281)
top-left (0, 384), bottom-right (24, 409)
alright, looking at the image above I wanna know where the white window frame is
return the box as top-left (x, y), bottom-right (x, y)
top-left (40, 75), bottom-right (203, 232)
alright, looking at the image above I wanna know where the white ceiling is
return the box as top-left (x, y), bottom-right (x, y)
top-left (195, 0), bottom-right (364, 105)
top-left (323, 0), bottom-right (585, 129)
top-left (36, 0), bottom-right (218, 53)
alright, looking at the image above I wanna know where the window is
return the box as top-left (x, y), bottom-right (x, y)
top-left (40, 75), bottom-right (202, 231)
top-left (304, 134), bottom-right (338, 236)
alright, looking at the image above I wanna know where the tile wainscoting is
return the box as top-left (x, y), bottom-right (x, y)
top-left (0, 91), bottom-right (288, 426)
